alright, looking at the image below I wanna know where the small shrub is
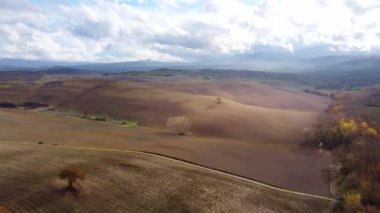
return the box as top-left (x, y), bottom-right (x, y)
top-left (166, 116), bottom-right (192, 135)
top-left (37, 141), bottom-right (44, 145)
top-left (90, 116), bottom-right (106, 121)
top-left (77, 114), bottom-right (107, 121)
top-left (216, 97), bottom-right (222, 104)
top-left (18, 102), bottom-right (48, 109)
top-left (343, 191), bottom-right (363, 211)
top-left (0, 102), bottom-right (17, 109)
top-left (364, 128), bottom-right (378, 138)
top-left (59, 167), bottom-right (85, 191)
top-left (121, 120), bottom-right (139, 128)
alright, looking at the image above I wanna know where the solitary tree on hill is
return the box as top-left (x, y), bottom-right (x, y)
top-left (59, 166), bottom-right (85, 191)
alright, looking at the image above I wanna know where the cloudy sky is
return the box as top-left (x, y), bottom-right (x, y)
top-left (0, 0), bottom-right (380, 62)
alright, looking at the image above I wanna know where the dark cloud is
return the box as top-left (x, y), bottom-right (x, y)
top-left (153, 33), bottom-right (210, 49)
top-left (366, 23), bottom-right (377, 29)
top-left (354, 33), bottom-right (364, 40)
top-left (332, 35), bottom-right (347, 42)
top-left (71, 20), bottom-right (115, 39)
top-left (151, 21), bottom-right (227, 50)
top-left (345, 0), bottom-right (380, 15)
top-left (0, 0), bottom-right (38, 11)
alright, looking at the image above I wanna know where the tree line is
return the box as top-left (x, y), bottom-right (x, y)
top-left (304, 90), bottom-right (380, 212)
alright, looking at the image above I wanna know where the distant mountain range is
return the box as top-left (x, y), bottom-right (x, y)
top-left (1, 54), bottom-right (379, 89)
top-left (0, 53), bottom-right (379, 75)
top-left (0, 58), bottom-right (87, 71)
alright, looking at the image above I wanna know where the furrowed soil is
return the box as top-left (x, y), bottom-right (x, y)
top-left (0, 109), bottom-right (331, 196)
top-left (0, 142), bottom-right (332, 213)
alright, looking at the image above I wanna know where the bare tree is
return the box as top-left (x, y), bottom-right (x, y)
top-left (59, 167), bottom-right (85, 191)
top-left (166, 116), bottom-right (192, 135)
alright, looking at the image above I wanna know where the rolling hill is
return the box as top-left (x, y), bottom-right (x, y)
top-left (0, 78), bottom-right (330, 143)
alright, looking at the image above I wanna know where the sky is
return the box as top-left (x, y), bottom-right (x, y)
top-left (0, 0), bottom-right (380, 62)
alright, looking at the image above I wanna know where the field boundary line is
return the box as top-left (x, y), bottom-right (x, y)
top-left (0, 140), bottom-right (336, 202)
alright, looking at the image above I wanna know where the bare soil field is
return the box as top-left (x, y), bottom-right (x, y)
top-left (0, 142), bottom-right (332, 212)
top-left (0, 78), bottom-right (330, 144)
top-left (153, 79), bottom-right (329, 111)
top-left (0, 109), bottom-right (331, 196)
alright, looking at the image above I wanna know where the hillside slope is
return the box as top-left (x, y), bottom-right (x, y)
top-left (0, 109), bottom-right (331, 196)
top-left (0, 142), bottom-right (332, 212)
top-left (0, 79), bottom-right (330, 143)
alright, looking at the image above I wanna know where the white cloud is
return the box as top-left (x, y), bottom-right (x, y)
top-left (0, 0), bottom-right (379, 62)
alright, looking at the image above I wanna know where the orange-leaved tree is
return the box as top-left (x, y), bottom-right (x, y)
top-left (0, 205), bottom-right (8, 213)
top-left (59, 166), bottom-right (85, 190)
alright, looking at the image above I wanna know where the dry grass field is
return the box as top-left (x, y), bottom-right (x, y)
top-left (0, 142), bottom-right (332, 213)
top-left (0, 109), bottom-right (330, 196)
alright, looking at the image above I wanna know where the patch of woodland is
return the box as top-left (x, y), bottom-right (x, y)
top-left (303, 90), bottom-right (380, 212)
